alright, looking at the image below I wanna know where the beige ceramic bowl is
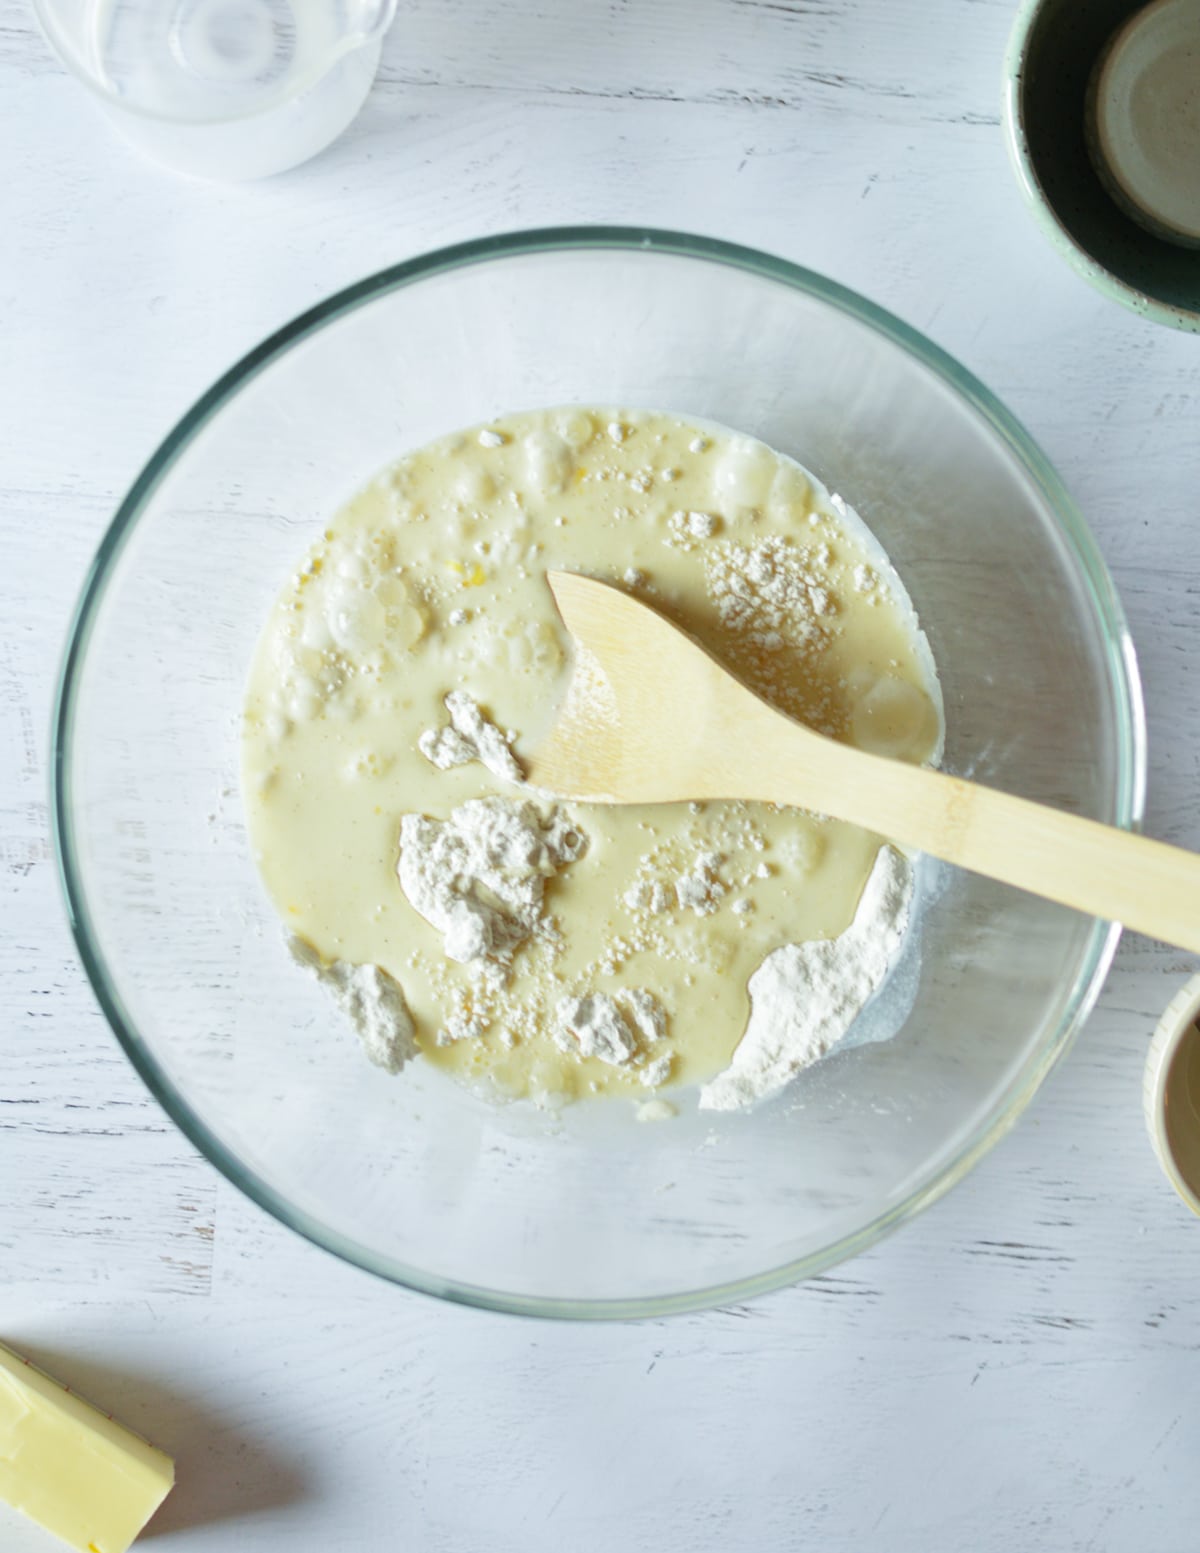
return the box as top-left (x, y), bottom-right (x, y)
top-left (1144, 975), bottom-right (1200, 1216)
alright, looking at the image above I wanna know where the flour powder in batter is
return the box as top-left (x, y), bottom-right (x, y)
top-left (397, 796), bottom-right (588, 973)
top-left (698, 845), bottom-right (913, 1111)
top-left (288, 938), bottom-right (418, 1075)
top-left (418, 692), bottom-right (524, 784)
top-left (243, 406), bottom-right (944, 1108)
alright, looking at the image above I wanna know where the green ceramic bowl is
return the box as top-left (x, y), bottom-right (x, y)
top-left (1004, 0), bottom-right (1200, 332)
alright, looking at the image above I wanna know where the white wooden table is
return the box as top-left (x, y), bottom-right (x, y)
top-left (3, 1), bottom-right (1199, 1547)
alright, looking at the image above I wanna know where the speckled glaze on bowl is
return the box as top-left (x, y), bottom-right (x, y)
top-left (1004, 0), bottom-right (1200, 332)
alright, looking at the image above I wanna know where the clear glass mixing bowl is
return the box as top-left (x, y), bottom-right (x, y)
top-left (53, 230), bottom-right (1145, 1317)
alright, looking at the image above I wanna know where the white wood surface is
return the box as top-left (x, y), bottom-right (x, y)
top-left (2, 0), bottom-right (1199, 1547)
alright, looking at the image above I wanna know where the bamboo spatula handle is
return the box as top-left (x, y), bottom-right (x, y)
top-left (768, 731), bottom-right (1196, 952)
top-left (540, 571), bottom-right (1192, 950)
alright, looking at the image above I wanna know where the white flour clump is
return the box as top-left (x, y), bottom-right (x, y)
top-left (288, 938), bottom-right (418, 1075)
top-left (418, 691), bottom-right (523, 784)
top-left (553, 987), bottom-right (669, 1068)
top-left (398, 797), bottom-right (587, 974)
top-left (554, 993), bottom-right (639, 1066)
top-left (640, 1052), bottom-right (673, 1088)
top-left (699, 845), bottom-right (913, 1111)
top-left (622, 988), bottom-right (667, 1043)
top-left (675, 853), bottom-right (725, 916)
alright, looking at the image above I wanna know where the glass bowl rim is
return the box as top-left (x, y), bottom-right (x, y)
top-left (51, 225), bottom-right (1147, 1320)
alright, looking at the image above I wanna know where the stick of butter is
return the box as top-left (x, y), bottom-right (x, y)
top-left (0, 1341), bottom-right (174, 1553)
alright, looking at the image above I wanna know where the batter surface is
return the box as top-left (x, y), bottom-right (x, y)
top-left (242, 408), bottom-right (942, 1104)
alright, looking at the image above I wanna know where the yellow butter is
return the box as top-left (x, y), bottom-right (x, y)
top-left (0, 1342), bottom-right (174, 1553)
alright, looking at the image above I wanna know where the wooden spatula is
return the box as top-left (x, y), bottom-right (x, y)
top-left (528, 570), bottom-right (1200, 954)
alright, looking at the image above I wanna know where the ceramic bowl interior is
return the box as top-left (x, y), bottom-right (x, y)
top-left (54, 230), bottom-right (1144, 1317)
top-left (1144, 976), bottom-right (1200, 1217)
top-left (1004, 0), bottom-right (1200, 332)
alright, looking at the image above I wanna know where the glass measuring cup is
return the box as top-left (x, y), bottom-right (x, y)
top-left (33, 0), bottom-right (398, 179)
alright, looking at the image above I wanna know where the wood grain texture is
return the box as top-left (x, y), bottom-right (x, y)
top-left (2, 0), bottom-right (1200, 1548)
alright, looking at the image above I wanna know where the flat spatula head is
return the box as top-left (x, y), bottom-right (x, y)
top-left (527, 571), bottom-right (788, 805)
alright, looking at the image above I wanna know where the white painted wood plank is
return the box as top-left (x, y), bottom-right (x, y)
top-left (1, 504), bottom-right (218, 1297)
top-left (2, 1204), bottom-right (1198, 1553)
top-left (2, 0), bottom-right (1019, 116)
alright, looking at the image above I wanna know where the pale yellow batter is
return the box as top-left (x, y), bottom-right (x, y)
top-left (242, 408), bottom-right (942, 1104)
